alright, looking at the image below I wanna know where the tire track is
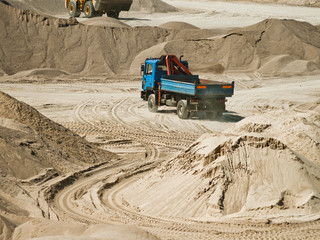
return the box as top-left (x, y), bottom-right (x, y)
top-left (54, 163), bottom-right (320, 240)
top-left (52, 88), bottom-right (320, 240)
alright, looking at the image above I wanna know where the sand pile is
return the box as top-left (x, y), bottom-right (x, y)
top-left (131, 19), bottom-right (320, 76)
top-left (4, 0), bottom-right (176, 15)
top-left (0, 3), bottom-right (177, 76)
top-left (130, 0), bottom-right (177, 12)
top-left (227, 110), bottom-right (320, 166)
top-left (122, 110), bottom-right (320, 222)
top-left (12, 219), bottom-right (158, 240)
top-left (0, 91), bottom-right (115, 179)
top-left (159, 21), bottom-right (199, 30)
top-left (81, 17), bottom-right (130, 27)
top-left (4, 0), bottom-right (66, 15)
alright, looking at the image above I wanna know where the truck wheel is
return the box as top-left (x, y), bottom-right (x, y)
top-left (177, 100), bottom-right (189, 119)
top-left (148, 94), bottom-right (158, 112)
top-left (68, 1), bottom-right (80, 17)
top-left (84, 1), bottom-right (95, 18)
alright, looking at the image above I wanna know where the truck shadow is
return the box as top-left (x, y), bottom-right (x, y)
top-left (218, 111), bottom-right (245, 123)
top-left (119, 17), bottom-right (150, 21)
top-left (157, 110), bottom-right (244, 123)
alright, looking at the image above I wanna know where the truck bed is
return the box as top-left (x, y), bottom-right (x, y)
top-left (160, 75), bottom-right (234, 98)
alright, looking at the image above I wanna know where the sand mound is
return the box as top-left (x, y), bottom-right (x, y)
top-left (131, 19), bottom-right (320, 76)
top-left (0, 215), bottom-right (17, 240)
top-left (227, 110), bottom-right (320, 166)
top-left (0, 3), bottom-right (176, 76)
top-left (123, 135), bottom-right (320, 221)
top-left (159, 21), bottom-right (199, 30)
top-left (4, 0), bottom-right (66, 15)
top-left (130, 0), bottom-right (177, 12)
top-left (81, 17), bottom-right (130, 28)
top-left (24, 68), bottom-right (68, 77)
top-left (122, 110), bottom-right (320, 222)
top-left (0, 91), bottom-right (115, 179)
top-left (13, 219), bottom-right (158, 240)
top-left (4, 0), bottom-right (176, 15)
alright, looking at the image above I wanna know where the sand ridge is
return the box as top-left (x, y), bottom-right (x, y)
top-left (1, 2), bottom-right (320, 77)
top-left (4, 0), bottom-right (177, 16)
top-left (0, 91), bottom-right (115, 178)
top-left (131, 18), bottom-right (320, 76)
top-left (121, 110), bottom-right (320, 222)
top-left (0, 3), bottom-right (188, 76)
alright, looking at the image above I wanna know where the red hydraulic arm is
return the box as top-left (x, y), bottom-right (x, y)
top-left (165, 55), bottom-right (192, 76)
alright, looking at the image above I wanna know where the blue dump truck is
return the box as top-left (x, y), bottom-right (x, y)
top-left (140, 55), bottom-right (235, 119)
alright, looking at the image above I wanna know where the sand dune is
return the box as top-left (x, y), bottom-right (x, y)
top-left (131, 18), bottom-right (320, 76)
top-left (122, 110), bottom-right (320, 222)
top-left (0, 91), bottom-right (115, 179)
top-left (0, 3), bottom-right (178, 76)
top-left (4, 0), bottom-right (176, 16)
top-left (130, 0), bottom-right (177, 12)
top-left (2, 2), bottom-right (319, 77)
top-left (12, 219), bottom-right (158, 240)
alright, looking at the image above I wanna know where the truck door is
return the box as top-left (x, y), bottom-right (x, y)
top-left (143, 63), bottom-right (154, 90)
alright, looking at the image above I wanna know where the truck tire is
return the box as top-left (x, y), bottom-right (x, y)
top-left (68, 1), bottom-right (81, 17)
top-left (148, 94), bottom-right (158, 112)
top-left (84, 1), bottom-right (95, 18)
top-left (177, 100), bottom-right (189, 119)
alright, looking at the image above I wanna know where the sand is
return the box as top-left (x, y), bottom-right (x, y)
top-left (0, 3), bottom-right (180, 76)
top-left (13, 219), bottom-right (158, 240)
top-left (1, 0), bottom-right (320, 239)
top-left (121, 110), bottom-right (320, 222)
top-left (4, 0), bottom-right (177, 16)
top-left (1, 2), bottom-right (320, 77)
top-left (131, 19), bottom-right (320, 76)
top-left (130, 0), bottom-right (177, 12)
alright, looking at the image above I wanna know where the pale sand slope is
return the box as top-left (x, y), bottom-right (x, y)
top-left (0, 91), bottom-right (116, 240)
top-left (0, 3), bottom-right (216, 76)
top-left (122, 109), bottom-right (320, 222)
top-left (130, 0), bottom-right (177, 12)
top-left (12, 219), bottom-right (158, 240)
top-left (130, 19), bottom-right (320, 76)
top-left (0, 91), bottom-right (115, 179)
top-left (4, 0), bottom-right (176, 16)
top-left (0, 3), bottom-right (175, 75)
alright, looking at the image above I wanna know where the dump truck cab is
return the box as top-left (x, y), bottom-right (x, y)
top-left (142, 57), bottom-right (189, 94)
top-left (141, 55), bottom-right (234, 120)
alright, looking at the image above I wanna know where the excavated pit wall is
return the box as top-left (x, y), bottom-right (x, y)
top-left (0, 3), bottom-right (177, 75)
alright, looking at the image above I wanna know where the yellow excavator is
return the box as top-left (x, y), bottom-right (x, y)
top-left (65, 0), bottom-right (132, 18)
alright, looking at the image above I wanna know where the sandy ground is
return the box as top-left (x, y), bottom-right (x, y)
top-left (122, 0), bottom-right (320, 28)
top-left (1, 0), bottom-right (320, 239)
top-left (1, 73), bottom-right (320, 239)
